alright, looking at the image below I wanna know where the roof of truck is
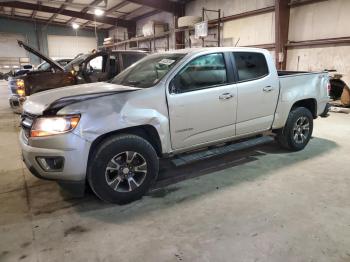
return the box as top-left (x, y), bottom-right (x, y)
top-left (110, 49), bottom-right (148, 53)
top-left (157, 47), bottom-right (268, 55)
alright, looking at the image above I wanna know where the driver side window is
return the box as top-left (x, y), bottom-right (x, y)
top-left (172, 53), bottom-right (228, 93)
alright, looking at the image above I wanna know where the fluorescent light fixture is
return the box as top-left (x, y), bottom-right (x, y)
top-left (4, 65), bottom-right (10, 68)
top-left (94, 9), bottom-right (104, 16)
top-left (13, 65), bottom-right (19, 68)
top-left (72, 23), bottom-right (80, 30)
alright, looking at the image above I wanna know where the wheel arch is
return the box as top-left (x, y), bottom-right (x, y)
top-left (88, 125), bottom-right (163, 164)
top-left (291, 98), bottom-right (317, 118)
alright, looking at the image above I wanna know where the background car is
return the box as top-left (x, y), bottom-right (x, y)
top-left (8, 41), bottom-right (147, 113)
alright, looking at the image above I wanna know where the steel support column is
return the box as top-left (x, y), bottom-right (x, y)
top-left (275, 0), bottom-right (290, 70)
top-left (174, 4), bottom-right (185, 50)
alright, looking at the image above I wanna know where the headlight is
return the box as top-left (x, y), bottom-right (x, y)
top-left (16, 79), bottom-right (25, 96)
top-left (31, 115), bottom-right (80, 137)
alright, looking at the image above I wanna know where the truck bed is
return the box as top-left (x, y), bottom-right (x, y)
top-left (277, 70), bottom-right (321, 76)
top-left (278, 70), bottom-right (328, 91)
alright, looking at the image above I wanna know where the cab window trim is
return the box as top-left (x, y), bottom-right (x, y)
top-left (231, 51), bottom-right (270, 84)
top-left (236, 73), bottom-right (269, 84)
top-left (170, 52), bottom-right (234, 94)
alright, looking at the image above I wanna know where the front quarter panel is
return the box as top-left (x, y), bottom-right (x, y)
top-left (57, 84), bottom-right (172, 154)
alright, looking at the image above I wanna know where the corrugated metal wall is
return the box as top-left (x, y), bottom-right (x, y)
top-left (47, 35), bottom-right (96, 58)
top-left (186, 0), bottom-right (350, 84)
top-left (0, 17), bottom-right (107, 66)
top-left (287, 0), bottom-right (350, 84)
top-left (105, 0), bottom-right (350, 85)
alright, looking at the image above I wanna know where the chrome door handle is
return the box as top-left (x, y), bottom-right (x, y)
top-left (263, 86), bottom-right (273, 92)
top-left (219, 93), bottom-right (234, 100)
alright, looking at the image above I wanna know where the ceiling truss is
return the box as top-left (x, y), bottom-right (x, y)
top-left (0, 0), bottom-right (185, 30)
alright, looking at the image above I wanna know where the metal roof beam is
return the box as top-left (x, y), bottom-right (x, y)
top-left (106, 1), bottom-right (129, 15)
top-left (66, 0), bottom-right (103, 25)
top-left (126, 0), bottom-right (184, 15)
top-left (131, 9), bottom-right (161, 21)
top-left (0, 13), bottom-right (105, 30)
top-left (0, 1), bottom-right (133, 27)
top-left (15, 0), bottom-right (107, 10)
top-left (47, 0), bottom-right (72, 24)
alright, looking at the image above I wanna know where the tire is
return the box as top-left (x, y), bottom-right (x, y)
top-left (277, 107), bottom-right (313, 151)
top-left (88, 134), bottom-right (159, 204)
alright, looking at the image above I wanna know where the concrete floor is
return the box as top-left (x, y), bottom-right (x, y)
top-left (0, 80), bottom-right (349, 262)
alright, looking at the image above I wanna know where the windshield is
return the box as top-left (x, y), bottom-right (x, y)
top-left (37, 62), bottom-right (50, 71)
top-left (64, 54), bottom-right (90, 71)
top-left (37, 60), bottom-right (71, 71)
top-left (111, 53), bottom-right (186, 88)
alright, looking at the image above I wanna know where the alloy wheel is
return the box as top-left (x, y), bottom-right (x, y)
top-left (292, 116), bottom-right (310, 144)
top-left (105, 151), bottom-right (148, 192)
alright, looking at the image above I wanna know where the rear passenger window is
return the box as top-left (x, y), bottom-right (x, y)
top-left (173, 53), bottom-right (227, 93)
top-left (233, 52), bottom-right (269, 82)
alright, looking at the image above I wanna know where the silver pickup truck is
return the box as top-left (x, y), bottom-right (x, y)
top-left (20, 47), bottom-right (330, 204)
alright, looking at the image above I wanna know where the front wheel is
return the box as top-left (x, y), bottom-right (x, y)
top-left (277, 107), bottom-right (314, 151)
top-left (88, 134), bottom-right (159, 204)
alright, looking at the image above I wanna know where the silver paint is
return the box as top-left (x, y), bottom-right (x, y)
top-left (20, 47), bottom-right (329, 182)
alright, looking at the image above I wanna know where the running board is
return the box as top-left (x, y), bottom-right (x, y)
top-left (171, 136), bottom-right (274, 167)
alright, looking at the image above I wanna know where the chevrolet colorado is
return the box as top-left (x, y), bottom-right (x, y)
top-left (20, 47), bottom-right (330, 204)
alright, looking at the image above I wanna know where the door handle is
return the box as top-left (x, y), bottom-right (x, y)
top-left (263, 86), bottom-right (273, 92)
top-left (219, 93), bottom-right (234, 100)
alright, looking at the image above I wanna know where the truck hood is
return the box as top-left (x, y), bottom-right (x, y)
top-left (23, 82), bottom-right (141, 115)
top-left (18, 40), bottom-right (64, 72)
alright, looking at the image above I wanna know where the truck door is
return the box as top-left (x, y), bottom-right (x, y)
top-left (167, 52), bottom-right (237, 150)
top-left (232, 51), bottom-right (279, 136)
top-left (82, 52), bottom-right (110, 82)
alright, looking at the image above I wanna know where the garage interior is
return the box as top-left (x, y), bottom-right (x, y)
top-left (0, 0), bottom-right (350, 261)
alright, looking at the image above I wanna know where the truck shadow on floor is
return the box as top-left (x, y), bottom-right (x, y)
top-left (24, 137), bottom-right (337, 219)
top-left (49, 136), bottom-right (337, 223)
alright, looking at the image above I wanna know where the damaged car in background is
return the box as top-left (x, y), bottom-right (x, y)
top-left (1, 64), bottom-right (35, 81)
top-left (36, 58), bottom-right (72, 71)
top-left (8, 40), bottom-right (147, 113)
top-left (20, 47), bottom-right (330, 204)
top-left (5, 59), bottom-right (72, 80)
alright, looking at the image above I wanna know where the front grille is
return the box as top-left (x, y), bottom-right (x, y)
top-left (21, 112), bottom-right (36, 138)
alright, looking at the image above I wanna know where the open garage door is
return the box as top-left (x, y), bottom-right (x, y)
top-left (0, 33), bottom-right (29, 73)
top-left (47, 35), bottom-right (97, 59)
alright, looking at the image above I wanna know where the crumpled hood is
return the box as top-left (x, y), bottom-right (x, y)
top-left (23, 82), bottom-right (140, 115)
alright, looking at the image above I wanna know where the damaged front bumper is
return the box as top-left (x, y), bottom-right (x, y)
top-left (20, 129), bottom-right (91, 195)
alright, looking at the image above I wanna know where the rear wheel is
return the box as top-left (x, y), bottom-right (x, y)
top-left (88, 134), bottom-right (159, 204)
top-left (277, 107), bottom-right (313, 151)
